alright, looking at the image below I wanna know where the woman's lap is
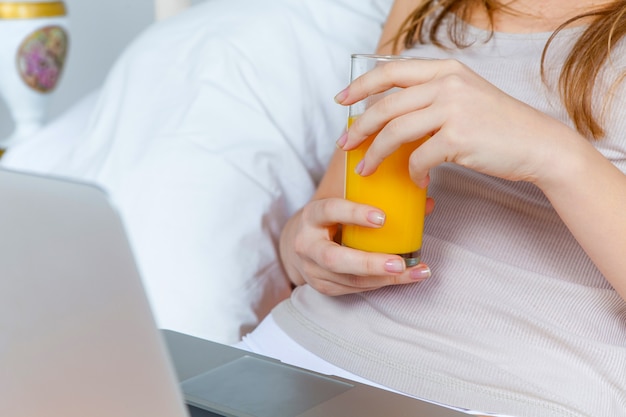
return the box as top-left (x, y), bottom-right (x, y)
top-left (235, 313), bottom-right (398, 391)
top-left (235, 314), bottom-right (503, 416)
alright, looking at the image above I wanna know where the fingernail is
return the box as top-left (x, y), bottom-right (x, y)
top-left (385, 259), bottom-right (405, 273)
top-left (335, 132), bottom-right (348, 149)
top-left (410, 264), bottom-right (431, 281)
top-left (367, 210), bottom-right (385, 225)
top-left (355, 159), bottom-right (364, 175)
top-left (334, 87), bottom-right (349, 104)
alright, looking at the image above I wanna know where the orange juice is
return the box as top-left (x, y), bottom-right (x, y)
top-left (342, 117), bottom-right (427, 264)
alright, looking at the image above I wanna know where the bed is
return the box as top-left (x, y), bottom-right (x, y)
top-left (0, 0), bottom-right (393, 344)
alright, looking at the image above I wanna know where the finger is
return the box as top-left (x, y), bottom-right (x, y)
top-left (307, 275), bottom-right (384, 297)
top-left (308, 238), bottom-right (429, 282)
top-left (425, 197), bottom-right (435, 216)
top-left (343, 83), bottom-right (436, 152)
top-left (337, 59), bottom-right (436, 105)
top-left (305, 198), bottom-right (386, 229)
top-left (408, 129), bottom-right (457, 187)
top-left (336, 58), bottom-right (455, 106)
top-left (357, 106), bottom-right (442, 177)
top-left (311, 260), bottom-right (433, 296)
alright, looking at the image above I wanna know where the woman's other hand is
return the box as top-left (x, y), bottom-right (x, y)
top-left (335, 58), bottom-right (577, 190)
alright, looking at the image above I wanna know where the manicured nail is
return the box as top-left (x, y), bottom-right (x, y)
top-left (334, 87), bottom-right (349, 104)
top-left (367, 210), bottom-right (385, 225)
top-left (355, 159), bottom-right (364, 175)
top-left (335, 132), bottom-right (348, 149)
top-left (385, 259), bottom-right (405, 273)
top-left (410, 264), bottom-right (431, 281)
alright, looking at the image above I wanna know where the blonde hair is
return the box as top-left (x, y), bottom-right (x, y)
top-left (393, 1), bottom-right (626, 140)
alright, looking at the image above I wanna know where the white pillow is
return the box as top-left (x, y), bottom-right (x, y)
top-left (3, 0), bottom-right (393, 343)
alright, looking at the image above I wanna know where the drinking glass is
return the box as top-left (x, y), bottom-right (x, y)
top-left (342, 54), bottom-right (429, 267)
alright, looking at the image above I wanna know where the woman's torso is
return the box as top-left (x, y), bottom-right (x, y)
top-left (273, 15), bottom-right (626, 417)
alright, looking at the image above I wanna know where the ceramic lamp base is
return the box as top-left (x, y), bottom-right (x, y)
top-left (0, 2), bottom-right (68, 150)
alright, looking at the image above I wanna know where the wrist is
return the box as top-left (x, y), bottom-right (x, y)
top-left (529, 125), bottom-right (590, 193)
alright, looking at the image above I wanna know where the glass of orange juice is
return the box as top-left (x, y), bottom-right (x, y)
top-left (342, 54), bottom-right (429, 267)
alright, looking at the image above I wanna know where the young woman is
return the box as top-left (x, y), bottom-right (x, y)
top-left (239, 1), bottom-right (626, 415)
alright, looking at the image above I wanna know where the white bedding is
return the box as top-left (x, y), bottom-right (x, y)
top-left (1, 0), bottom-right (393, 343)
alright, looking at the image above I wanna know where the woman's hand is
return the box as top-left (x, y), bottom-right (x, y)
top-left (334, 58), bottom-right (576, 189)
top-left (279, 197), bottom-right (432, 296)
top-left (333, 57), bottom-right (626, 302)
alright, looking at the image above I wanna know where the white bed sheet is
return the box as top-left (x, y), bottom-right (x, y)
top-left (1, 0), bottom-right (394, 344)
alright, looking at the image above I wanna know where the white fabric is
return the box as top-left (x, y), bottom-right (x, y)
top-left (238, 315), bottom-right (512, 416)
top-left (1, 0), bottom-right (394, 343)
top-left (238, 315), bottom-right (389, 389)
top-left (1, 89), bottom-right (99, 170)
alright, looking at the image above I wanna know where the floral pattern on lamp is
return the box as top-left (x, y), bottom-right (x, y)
top-left (18, 25), bottom-right (68, 92)
top-left (0, 1), bottom-right (69, 153)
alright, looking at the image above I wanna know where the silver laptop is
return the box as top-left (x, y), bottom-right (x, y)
top-left (0, 167), bottom-right (469, 417)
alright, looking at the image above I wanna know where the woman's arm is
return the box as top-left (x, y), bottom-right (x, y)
top-left (376, 0), bottom-right (418, 54)
top-left (539, 134), bottom-right (626, 301)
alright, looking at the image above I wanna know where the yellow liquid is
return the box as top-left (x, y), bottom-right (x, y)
top-left (342, 117), bottom-right (428, 256)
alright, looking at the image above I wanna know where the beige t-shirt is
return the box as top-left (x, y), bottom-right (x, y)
top-left (273, 17), bottom-right (626, 417)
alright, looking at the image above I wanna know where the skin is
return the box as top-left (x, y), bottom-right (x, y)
top-left (279, 0), bottom-right (626, 300)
